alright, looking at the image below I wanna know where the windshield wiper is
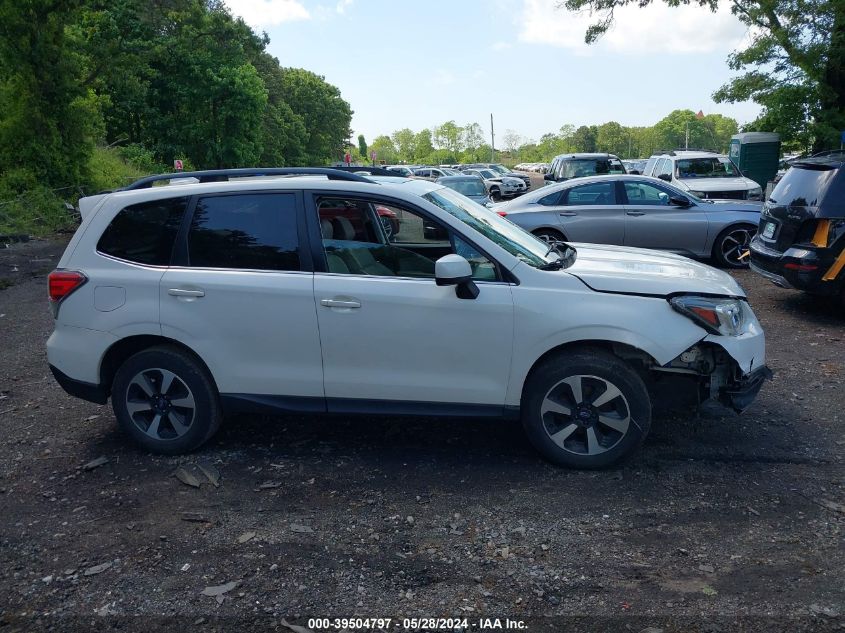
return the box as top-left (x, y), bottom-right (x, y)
top-left (538, 259), bottom-right (566, 270)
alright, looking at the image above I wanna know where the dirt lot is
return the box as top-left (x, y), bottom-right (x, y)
top-left (0, 237), bottom-right (843, 633)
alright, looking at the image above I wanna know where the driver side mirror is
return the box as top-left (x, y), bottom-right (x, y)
top-left (435, 254), bottom-right (479, 300)
top-left (543, 173), bottom-right (555, 182)
top-left (669, 195), bottom-right (692, 207)
top-left (657, 173), bottom-right (672, 182)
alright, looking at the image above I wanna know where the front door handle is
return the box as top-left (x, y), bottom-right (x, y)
top-left (626, 211), bottom-right (645, 217)
top-left (559, 211), bottom-right (577, 217)
top-left (320, 298), bottom-right (361, 309)
top-left (168, 288), bottom-right (205, 298)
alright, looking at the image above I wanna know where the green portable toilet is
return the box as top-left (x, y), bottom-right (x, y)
top-left (729, 132), bottom-right (781, 189)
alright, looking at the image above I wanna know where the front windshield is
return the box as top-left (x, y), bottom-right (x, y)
top-left (478, 169), bottom-right (496, 178)
top-left (423, 187), bottom-right (557, 268)
top-left (446, 179), bottom-right (486, 197)
top-left (676, 157), bottom-right (740, 179)
top-left (489, 165), bottom-right (509, 175)
top-left (441, 168), bottom-right (460, 175)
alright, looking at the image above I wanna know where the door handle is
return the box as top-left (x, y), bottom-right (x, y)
top-left (168, 288), bottom-right (205, 298)
top-left (320, 298), bottom-right (361, 309)
top-left (626, 211), bottom-right (645, 216)
top-left (559, 211), bottom-right (577, 217)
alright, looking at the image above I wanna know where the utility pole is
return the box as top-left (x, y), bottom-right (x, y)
top-left (685, 122), bottom-right (690, 150)
top-left (490, 113), bottom-right (495, 163)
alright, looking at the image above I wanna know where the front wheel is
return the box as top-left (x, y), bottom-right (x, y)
top-left (521, 349), bottom-right (651, 469)
top-left (489, 187), bottom-right (501, 200)
top-left (112, 345), bottom-right (222, 454)
top-left (713, 224), bottom-right (756, 268)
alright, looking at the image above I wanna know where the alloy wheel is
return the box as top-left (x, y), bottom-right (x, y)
top-left (125, 368), bottom-right (196, 441)
top-left (540, 374), bottom-right (631, 456)
top-left (720, 227), bottom-right (754, 266)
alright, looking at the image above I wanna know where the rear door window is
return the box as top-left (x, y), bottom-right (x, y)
top-left (97, 196), bottom-right (188, 265)
top-left (563, 182), bottom-right (617, 206)
top-left (187, 193), bottom-right (300, 271)
top-left (771, 166), bottom-right (839, 209)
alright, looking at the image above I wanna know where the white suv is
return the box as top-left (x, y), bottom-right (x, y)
top-left (644, 150), bottom-right (762, 201)
top-left (47, 168), bottom-right (770, 469)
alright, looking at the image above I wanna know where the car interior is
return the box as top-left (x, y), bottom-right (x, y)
top-left (316, 197), bottom-right (497, 280)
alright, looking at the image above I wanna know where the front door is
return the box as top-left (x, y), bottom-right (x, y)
top-left (622, 180), bottom-right (708, 255)
top-left (310, 192), bottom-right (514, 410)
top-left (553, 180), bottom-right (625, 245)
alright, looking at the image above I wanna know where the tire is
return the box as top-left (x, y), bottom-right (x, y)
top-left (111, 345), bottom-right (222, 454)
top-left (533, 228), bottom-right (567, 244)
top-left (521, 348), bottom-right (651, 469)
top-left (713, 224), bottom-right (756, 269)
top-left (490, 187), bottom-right (501, 200)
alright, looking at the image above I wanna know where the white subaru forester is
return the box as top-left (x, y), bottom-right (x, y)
top-left (47, 168), bottom-right (770, 469)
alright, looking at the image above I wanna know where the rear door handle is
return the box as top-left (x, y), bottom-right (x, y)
top-left (559, 211), bottom-right (577, 217)
top-left (320, 298), bottom-right (361, 309)
top-left (168, 288), bottom-right (205, 298)
top-left (626, 211), bottom-right (645, 216)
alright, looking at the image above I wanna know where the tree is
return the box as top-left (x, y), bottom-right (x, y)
top-left (502, 129), bottom-right (523, 154)
top-left (433, 120), bottom-right (463, 154)
top-left (357, 134), bottom-right (368, 161)
top-left (391, 128), bottom-right (416, 162)
top-left (0, 0), bottom-right (100, 190)
top-left (369, 135), bottom-right (398, 164)
top-left (413, 129), bottom-right (434, 161)
top-left (571, 125), bottom-right (598, 152)
top-left (558, 0), bottom-right (845, 150)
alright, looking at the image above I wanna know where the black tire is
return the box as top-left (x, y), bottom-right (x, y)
top-left (521, 348), bottom-right (651, 469)
top-left (533, 228), bottom-right (567, 244)
top-left (111, 345), bottom-right (222, 454)
top-left (490, 187), bottom-right (501, 200)
top-left (713, 224), bottom-right (756, 269)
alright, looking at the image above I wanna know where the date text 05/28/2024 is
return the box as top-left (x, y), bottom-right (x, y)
top-left (306, 618), bottom-right (528, 630)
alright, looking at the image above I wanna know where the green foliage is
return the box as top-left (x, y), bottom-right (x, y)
top-left (0, 185), bottom-right (75, 236)
top-left (0, 0), bottom-right (355, 231)
top-left (358, 134), bottom-right (368, 160)
top-left (561, 0), bottom-right (844, 151)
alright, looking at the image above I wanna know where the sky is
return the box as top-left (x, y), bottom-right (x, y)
top-left (224, 0), bottom-right (761, 145)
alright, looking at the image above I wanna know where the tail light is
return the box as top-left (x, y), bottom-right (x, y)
top-left (496, 211), bottom-right (507, 217)
top-left (48, 270), bottom-right (87, 315)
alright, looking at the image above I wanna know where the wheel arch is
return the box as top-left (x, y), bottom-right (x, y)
top-left (100, 335), bottom-right (217, 394)
top-left (517, 339), bottom-right (661, 405)
top-left (711, 221), bottom-right (757, 264)
top-left (531, 226), bottom-right (569, 241)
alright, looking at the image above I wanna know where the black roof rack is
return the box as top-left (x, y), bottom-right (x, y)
top-left (122, 167), bottom-right (374, 190)
top-left (653, 148), bottom-right (719, 156)
top-left (327, 165), bottom-right (399, 176)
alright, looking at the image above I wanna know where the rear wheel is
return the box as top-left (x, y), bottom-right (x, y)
top-left (533, 228), bottom-right (567, 244)
top-left (521, 349), bottom-right (651, 469)
top-left (112, 346), bottom-right (222, 454)
top-left (490, 187), bottom-right (501, 200)
top-left (713, 224), bottom-right (756, 268)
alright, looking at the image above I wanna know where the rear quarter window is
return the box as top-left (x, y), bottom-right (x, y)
top-left (97, 196), bottom-right (188, 265)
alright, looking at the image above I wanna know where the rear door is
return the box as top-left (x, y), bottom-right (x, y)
top-left (549, 180), bottom-right (625, 244)
top-left (160, 191), bottom-right (324, 405)
top-left (621, 180), bottom-right (708, 255)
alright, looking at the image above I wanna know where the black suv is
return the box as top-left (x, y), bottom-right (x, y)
top-left (749, 153), bottom-right (845, 304)
top-left (544, 153), bottom-right (626, 183)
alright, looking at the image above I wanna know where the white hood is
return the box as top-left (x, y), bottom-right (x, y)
top-left (678, 177), bottom-right (757, 192)
top-left (564, 243), bottom-right (746, 297)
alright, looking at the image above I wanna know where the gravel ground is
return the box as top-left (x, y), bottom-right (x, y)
top-left (0, 236), bottom-right (843, 633)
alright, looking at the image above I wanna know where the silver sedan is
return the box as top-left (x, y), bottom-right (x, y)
top-left (494, 175), bottom-right (763, 268)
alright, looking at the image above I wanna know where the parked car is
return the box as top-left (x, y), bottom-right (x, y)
top-left (622, 159), bottom-right (647, 175)
top-left (461, 163), bottom-right (531, 189)
top-left (47, 167), bottom-right (769, 469)
top-left (435, 175), bottom-right (492, 205)
top-left (749, 152), bottom-right (845, 305)
top-left (463, 168), bottom-right (526, 199)
top-left (414, 167), bottom-right (460, 181)
top-left (495, 174), bottom-right (762, 268)
top-left (545, 153), bottom-right (627, 183)
top-left (644, 150), bottom-right (762, 201)
top-left (386, 165), bottom-right (417, 177)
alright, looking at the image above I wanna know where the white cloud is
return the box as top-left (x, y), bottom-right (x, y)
top-left (336, 0), bottom-right (353, 13)
top-left (518, 0), bottom-right (749, 55)
top-left (224, 0), bottom-right (310, 29)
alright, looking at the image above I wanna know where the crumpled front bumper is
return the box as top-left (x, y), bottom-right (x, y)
top-left (719, 365), bottom-right (773, 412)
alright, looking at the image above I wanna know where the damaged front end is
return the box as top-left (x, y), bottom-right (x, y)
top-left (652, 343), bottom-right (772, 413)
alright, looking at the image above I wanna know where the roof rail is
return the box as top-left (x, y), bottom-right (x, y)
top-left (122, 167), bottom-right (374, 190)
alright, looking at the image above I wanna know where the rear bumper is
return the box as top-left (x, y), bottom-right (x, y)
top-left (749, 236), bottom-right (842, 296)
top-left (49, 364), bottom-right (108, 404)
top-left (719, 365), bottom-right (773, 412)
